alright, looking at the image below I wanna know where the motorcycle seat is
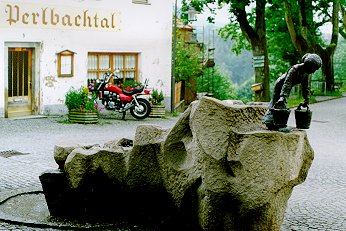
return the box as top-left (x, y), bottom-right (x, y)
top-left (123, 86), bottom-right (145, 96)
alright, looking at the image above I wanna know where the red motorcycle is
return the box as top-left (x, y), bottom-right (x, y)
top-left (89, 71), bottom-right (151, 120)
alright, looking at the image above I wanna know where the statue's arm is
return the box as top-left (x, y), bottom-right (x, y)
top-left (279, 68), bottom-right (295, 101)
top-left (301, 75), bottom-right (310, 103)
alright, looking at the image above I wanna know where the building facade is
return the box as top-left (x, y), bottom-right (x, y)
top-left (0, 0), bottom-right (172, 117)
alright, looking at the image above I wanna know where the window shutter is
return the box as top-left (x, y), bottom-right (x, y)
top-left (132, 0), bottom-right (149, 4)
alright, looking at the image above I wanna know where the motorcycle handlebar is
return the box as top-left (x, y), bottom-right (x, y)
top-left (101, 72), bottom-right (118, 83)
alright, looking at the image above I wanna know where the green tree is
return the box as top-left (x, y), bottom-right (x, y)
top-left (339, 0), bottom-right (346, 39)
top-left (175, 30), bottom-right (203, 82)
top-left (266, 2), bottom-right (300, 82)
top-left (183, 0), bottom-right (271, 102)
top-left (334, 38), bottom-right (346, 83)
top-left (197, 67), bottom-right (237, 100)
top-left (236, 78), bottom-right (255, 103)
top-left (281, 0), bottom-right (340, 92)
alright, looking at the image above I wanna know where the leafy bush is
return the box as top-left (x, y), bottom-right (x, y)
top-left (197, 67), bottom-right (237, 100)
top-left (235, 78), bottom-right (255, 104)
top-left (151, 89), bottom-right (164, 105)
top-left (65, 86), bottom-right (97, 112)
top-left (175, 30), bottom-right (203, 82)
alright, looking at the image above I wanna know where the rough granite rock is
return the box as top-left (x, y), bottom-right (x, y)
top-left (54, 142), bottom-right (100, 169)
top-left (42, 96), bottom-right (314, 230)
top-left (223, 99), bottom-right (245, 105)
top-left (160, 97), bottom-right (314, 230)
top-left (125, 125), bottom-right (170, 191)
top-left (64, 146), bottom-right (128, 188)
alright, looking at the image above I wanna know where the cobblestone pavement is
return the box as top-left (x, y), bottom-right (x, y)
top-left (1, 97), bottom-right (346, 230)
top-left (281, 97), bottom-right (346, 230)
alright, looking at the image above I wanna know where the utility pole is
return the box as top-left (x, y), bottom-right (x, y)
top-left (171, 0), bottom-right (177, 113)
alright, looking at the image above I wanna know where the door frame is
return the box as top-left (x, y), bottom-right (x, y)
top-left (4, 42), bottom-right (41, 117)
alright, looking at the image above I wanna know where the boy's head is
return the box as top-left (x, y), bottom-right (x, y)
top-left (301, 53), bottom-right (322, 74)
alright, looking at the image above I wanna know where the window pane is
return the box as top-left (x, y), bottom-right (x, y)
top-left (100, 72), bottom-right (109, 79)
top-left (100, 55), bottom-right (110, 70)
top-left (126, 55), bottom-right (136, 70)
top-left (126, 71), bottom-right (135, 82)
top-left (60, 56), bottom-right (72, 75)
top-left (114, 55), bottom-right (124, 70)
top-left (114, 72), bottom-right (124, 84)
top-left (88, 53), bottom-right (138, 82)
top-left (87, 72), bottom-right (97, 80)
top-left (117, 71), bottom-right (124, 80)
top-left (88, 55), bottom-right (98, 70)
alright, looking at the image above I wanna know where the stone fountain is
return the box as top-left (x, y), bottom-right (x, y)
top-left (40, 96), bottom-right (314, 230)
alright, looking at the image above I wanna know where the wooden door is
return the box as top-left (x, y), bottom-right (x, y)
top-left (7, 48), bottom-right (33, 117)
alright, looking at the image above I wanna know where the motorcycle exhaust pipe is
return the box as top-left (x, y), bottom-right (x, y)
top-left (124, 104), bottom-right (135, 110)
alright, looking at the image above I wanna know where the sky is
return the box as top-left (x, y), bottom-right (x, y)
top-left (176, 0), bottom-right (231, 27)
top-left (194, 5), bottom-right (231, 27)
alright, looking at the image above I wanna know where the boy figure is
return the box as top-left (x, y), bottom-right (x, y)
top-left (263, 53), bottom-right (322, 131)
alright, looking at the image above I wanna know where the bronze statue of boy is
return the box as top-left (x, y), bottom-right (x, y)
top-left (263, 53), bottom-right (322, 131)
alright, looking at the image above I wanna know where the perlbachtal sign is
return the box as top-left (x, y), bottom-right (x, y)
top-left (0, 2), bottom-right (121, 31)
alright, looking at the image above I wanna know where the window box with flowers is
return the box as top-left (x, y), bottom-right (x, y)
top-left (149, 89), bottom-right (165, 117)
top-left (116, 80), bottom-right (143, 92)
top-left (65, 86), bottom-right (99, 124)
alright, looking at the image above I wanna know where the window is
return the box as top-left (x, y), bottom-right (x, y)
top-left (57, 50), bottom-right (75, 77)
top-left (132, 0), bottom-right (149, 4)
top-left (87, 53), bottom-right (139, 83)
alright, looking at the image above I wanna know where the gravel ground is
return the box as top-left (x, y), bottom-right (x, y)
top-left (0, 113), bottom-right (180, 169)
top-left (0, 113), bottom-right (180, 230)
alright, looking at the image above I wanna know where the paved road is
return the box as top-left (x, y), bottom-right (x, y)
top-left (281, 97), bottom-right (346, 230)
top-left (0, 97), bottom-right (346, 230)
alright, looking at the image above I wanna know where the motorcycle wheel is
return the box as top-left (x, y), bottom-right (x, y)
top-left (130, 98), bottom-right (151, 119)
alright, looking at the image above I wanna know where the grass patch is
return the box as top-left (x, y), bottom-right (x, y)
top-left (167, 111), bottom-right (180, 117)
top-left (288, 96), bottom-right (317, 108)
top-left (312, 91), bottom-right (343, 97)
top-left (56, 118), bottom-right (112, 125)
top-left (57, 119), bottom-right (72, 124)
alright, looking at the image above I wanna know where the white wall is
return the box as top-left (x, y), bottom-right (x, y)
top-left (0, 0), bottom-right (173, 116)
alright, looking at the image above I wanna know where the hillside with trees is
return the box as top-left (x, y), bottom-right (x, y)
top-left (214, 34), bottom-right (254, 85)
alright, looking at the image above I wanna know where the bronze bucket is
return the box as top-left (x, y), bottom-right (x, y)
top-left (295, 103), bottom-right (312, 129)
top-left (271, 108), bottom-right (291, 128)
